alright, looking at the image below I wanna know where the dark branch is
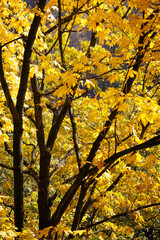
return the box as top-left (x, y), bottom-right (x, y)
top-left (0, 46), bottom-right (19, 121)
top-left (23, 160), bottom-right (39, 184)
top-left (86, 30), bottom-right (97, 58)
top-left (1, 37), bottom-right (23, 48)
top-left (44, 3), bottom-right (89, 35)
top-left (4, 142), bottom-right (13, 156)
top-left (46, 97), bottom-right (71, 155)
top-left (39, 84), bottom-right (63, 96)
top-left (81, 202), bottom-right (160, 229)
top-left (16, 0), bottom-right (47, 116)
top-left (69, 106), bottom-right (81, 170)
top-left (58, 0), bottom-right (66, 69)
top-left (0, 163), bottom-right (13, 170)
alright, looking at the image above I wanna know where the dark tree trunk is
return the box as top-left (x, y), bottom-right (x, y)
top-left (13, 120), bottom-right (24, 231)
top-left (38, 152), bottom-right (51, 229)
top-left (31, 75), bottom-right (51, 229)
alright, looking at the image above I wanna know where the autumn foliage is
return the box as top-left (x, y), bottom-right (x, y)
top-left (0, 0), bottom-right (160, 239)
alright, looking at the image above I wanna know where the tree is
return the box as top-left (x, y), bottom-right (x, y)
top-left (0, 0), bottom-right (160, 239)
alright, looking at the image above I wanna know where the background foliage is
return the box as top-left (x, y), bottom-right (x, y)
top-left (0, 0), bottom-right (160, 239)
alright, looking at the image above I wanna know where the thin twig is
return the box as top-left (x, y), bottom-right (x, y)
top-left (1, 37), bottom-right (23, 48)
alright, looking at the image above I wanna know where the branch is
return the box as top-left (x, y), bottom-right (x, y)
top-left (62, 134), bottom-right (160, 217)
top-left (22, 141), bottom-right (37, 162)
top-left (50, 167), bottom-right (88, 226)
top-left (0, 46), bottom-right (19, 121)
top-left (84, 107), bottom-right (118, 168)
top-left (0, 163), bottom-right (13, 170)
top-left (122, 6), bottom-right (131, 19)
top-left (71, 184), bottom-right (88, 231)
top-left (46, 38), bottom-right (58, 56)
top-left (31, 75), bottom-right (45, 154)
top-left (49, 148), bottom-right (74, 178)
top-left (63, 8), bottom-right (77, 54)
top-left (81, 202), bottom-right (160, 229)
top-left (80, 67), bottom-right (128, 81)
top-left (0, 161), bottom-right (39, 183)
top-left (73, 89), bottom-right (88, 100)
top-left (16, 0), bottom-right (47, 116)
top-left (24, 107), bottom-right (36, 126)
top-left (117, 133), bottom-right (133, 147)
top-left (122, 10), bottom-right (158, 94)
top-left (23, 160), bottom-right (39, 184)
top-left (49, 5), bottom-right (160, 228)
top-left (80, 172), bottom-right (124, 226)
top-left (46, 97), bottom-right (71, 155)
top-left (80, 182), bottom-right (97, 223)
top-left (39, 83), bottom-right (63, 96)
top-left (69, 106), bottom-right (81, 170)
top-left (142, 8), bottom-right (159, 28)
top-left (1, 37), bottom-right (23, 48)
top-left (46, 9), bottom-right (76, 56)
top-left (52, 131), bottom-right (160, 228)
top-left (86, 30), bottom-right (97, 58)
top-left (84, 16), bottom-right (158, 172)
top-left (114, 0), bottom-right (125, 11)
top-left (87, 134), bottom-right (160, 182)
top-left (50, 132), bottom-right (160, 228)
top-left (106, 172), bottom-right (123, 192)
top-left (23, 169), bottom-right (40, 184)
top-left (4, 142), bottom-right (13, 156)
top-left (140, 122), bottom-right (150, 139)
top-left (85, 0), bottom-right (126, 58)
top-left (58, 0), bottom-right (66, 69)
top-left (105, 135), bottom-right (160, 164)
top-left (44, 3), bottom-right (89, 35)
top-left (48, 191), bottom-right (58, 207)
top-left (3, 201), bottom-right (14, 212)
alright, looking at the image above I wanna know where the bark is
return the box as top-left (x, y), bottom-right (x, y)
top-left (71, 185), bottom-right (88, 231)
top-left (13, 120), bottom-right (24, 231)
top-left (14, 0), bottom-right (47, 230)
top-left (16, 0), bottom-right (47, 115)
top-left (31, 75), bottom-right (50, 229)
top-left (38, 152), bottom-right (51, 229)
top-left (0, 46), bottom-right (23, 230)
top-left (50, 168), bottom-right (86, 226)
top-left (69, 106), bottom-right (81, 170)
top-left (31, 74), bottom-right (73, 229)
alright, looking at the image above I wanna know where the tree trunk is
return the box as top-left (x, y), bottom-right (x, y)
top-left (38, 152), bottom-right (51, 229)
top-left (13, 120), bottom-right (24, 231)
